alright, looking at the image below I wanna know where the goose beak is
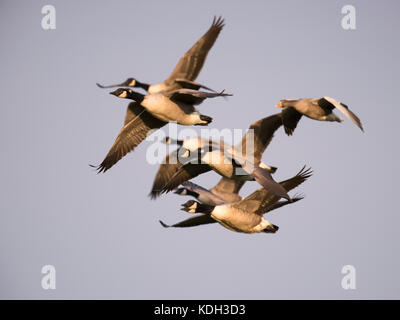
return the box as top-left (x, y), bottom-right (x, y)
top-left (274, 102), bottom-right (282, 108)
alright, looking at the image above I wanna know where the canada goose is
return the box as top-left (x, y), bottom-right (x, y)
top-left (92, 89), bottom-right (230, 173)
top-left (96, 16), bottom-right (225, 94)
top-left (174, 181), bottom-right (229, 206)
top-left (174, 179), bottom-right (242, 206)
top-left (275, 96), bottom-right (364, 135)
top-left (160, 166), bottom-right (312, 233)
top-left (110, 88), bottom-right (230, 125)
top-left (149, 113), bottom-right (291, 200)
top-left (172, 113), bottom-right (283, 204)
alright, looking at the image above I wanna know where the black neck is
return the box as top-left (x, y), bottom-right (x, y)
top-left (128, 91), bottom-right (145, 103)
top-left (135, 80), bottom-right (150, 92)
top-left (196, 203), bottom-right (214, 214)
top-left (186, 190), bottom-right (199, 198)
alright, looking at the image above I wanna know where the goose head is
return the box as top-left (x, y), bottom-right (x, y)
top-left (122, 77), bottom-right (137, 87)
top-left (181, 200), bottom-right (214, 214)
top-left (181, 200), bottom-right (200, 213)
top-left (109, 88), bottom-right (144, 103)
top-left (174, 188), bottom-right (188, 195)
top-left (275, 99), bottom-right (298, 108)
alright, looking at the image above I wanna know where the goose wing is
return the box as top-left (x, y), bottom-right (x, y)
top-left (150, 149), bottom-right (184, 199)
top-left (174, 79), bottom-right (217, 92)
top-left (181, 181), bottom-right (227, 205)
top-left (237, 166), bottom-right (312, 215)
top-left (165, 16), bottom-right (225, 84)
top-left (266, 194), bottom-right (304, 213)
top-left (159, 214), bottom-right (216, 229)
top-left (282, 107), bottom-right (303, 136)
top-left (238, 113), bottom-right (283, 164)
top-left (150, 162), bottom-right (211, 198)
top-left (210, 177), bottom-right (245, 203)
top-left (123, 102), bottom-right (140, 125)
top-left (319, 97), bottom-right (364, 131)
top-left (93, 103), bottom-right (166, 173)
top-left (250, 167), bottom-right (291, 201)
top-left (222, 147), bottom-right (291, 201)
top-left (167, 89), bottom-right (231, 105)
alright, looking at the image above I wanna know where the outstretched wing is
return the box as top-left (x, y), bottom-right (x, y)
top-left (266, 194), bottom-right (304, 213)
top-left (210, 177), bottom-right (244, 203)
top-left (167, 89), bottom-right (231, 105)
top-left (150, 149), bottom-right (183, 199)
top-left (181, 181), bottom-right (227, 205)
top-left (123, 102), bottom-right (140, 125)
top-left (235, 166), bottom-right (312, 215)
top-left (320, 97), bottom-right (364, 132)
top-left (250, 167), bottom-right (291, 201)
top-left (93, 103), bottom-right (166, 173)
top-left (159, 214), bottom-right (216, 229)
top-left (238, 113), bottom-right (283, 164)
top-left (165, 16), bottom-right (225, 84)
top-left (174, 79), bottom-right (217, 92)
top-left (150, 162), bottom-right (211, 198)
top-left (282, 107), bottom-right (303, 136)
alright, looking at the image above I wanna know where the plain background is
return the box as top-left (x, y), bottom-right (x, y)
top-left (0, 0), bottom-right (399, 299)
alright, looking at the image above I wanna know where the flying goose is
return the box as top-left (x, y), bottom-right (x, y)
top-left (96, 16), bottom-right (225, 94)
top-left (149, 113), bottom-right (291, 200)
top-left (92, 88), bottom-right (230, 173)
top-left (275, 96), bottom-right (364, 135)
top-left (110, 88), bottom-right (230, 125)
top-left (160, 166), bottom-right (312, 233)
top-left (172, 113), bottom-right (284, 204)
top-left (174, 179), bottom-right (243, 206)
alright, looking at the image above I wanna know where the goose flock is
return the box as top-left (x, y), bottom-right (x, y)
top-left (92, 16), bottom-right (363, 235)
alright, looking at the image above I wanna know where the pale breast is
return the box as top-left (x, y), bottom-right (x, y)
top-left (142, 95), bottom-right (198, 124)
top-left (148, 82), bottom-right (169, 94)
top-left (212, 205), bottom-right (262, 233)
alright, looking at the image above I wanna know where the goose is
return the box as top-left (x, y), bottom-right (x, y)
top-left (171, 113), bottom-right (285, 204)
top-left (174, 179), bottom-right (243, 206)
top-left (165, 137), bottom-right (266, 205)
top-left (150, 113), bottom-right (291, 200)
top-left (160, 166), bottom-right (312, 233)
top-left (275, 96), bottom-right (364, 135)
top-left (96, 16), bottom-right (225, 94)
top-left (92, 88), bottom-right (230, 173)
top-left (110, 88), bottom-right (230, 125)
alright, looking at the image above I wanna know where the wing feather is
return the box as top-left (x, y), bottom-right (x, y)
top-left (93, 103), bottom-right (166, 173)
top-left (165, 16), bottom-right (225, 83)
top-left (159, 214), bottom-right (216, 228)
top-left (234, 166), bottom-right (312, 215)
top-left (321, 97), bottom-right (364, 131)
top-left (282, 107), bottom-right (303, 136)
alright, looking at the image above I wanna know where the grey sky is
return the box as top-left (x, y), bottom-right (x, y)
top-left (0, 0), bottom-right (399, 299)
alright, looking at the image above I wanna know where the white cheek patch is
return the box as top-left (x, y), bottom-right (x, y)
top-left (119, 91), bottom-right (128, 98)
top-left (129, 79), bottom-right (136, 86)
top-left (188, 203), bottom-right (197, 210)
